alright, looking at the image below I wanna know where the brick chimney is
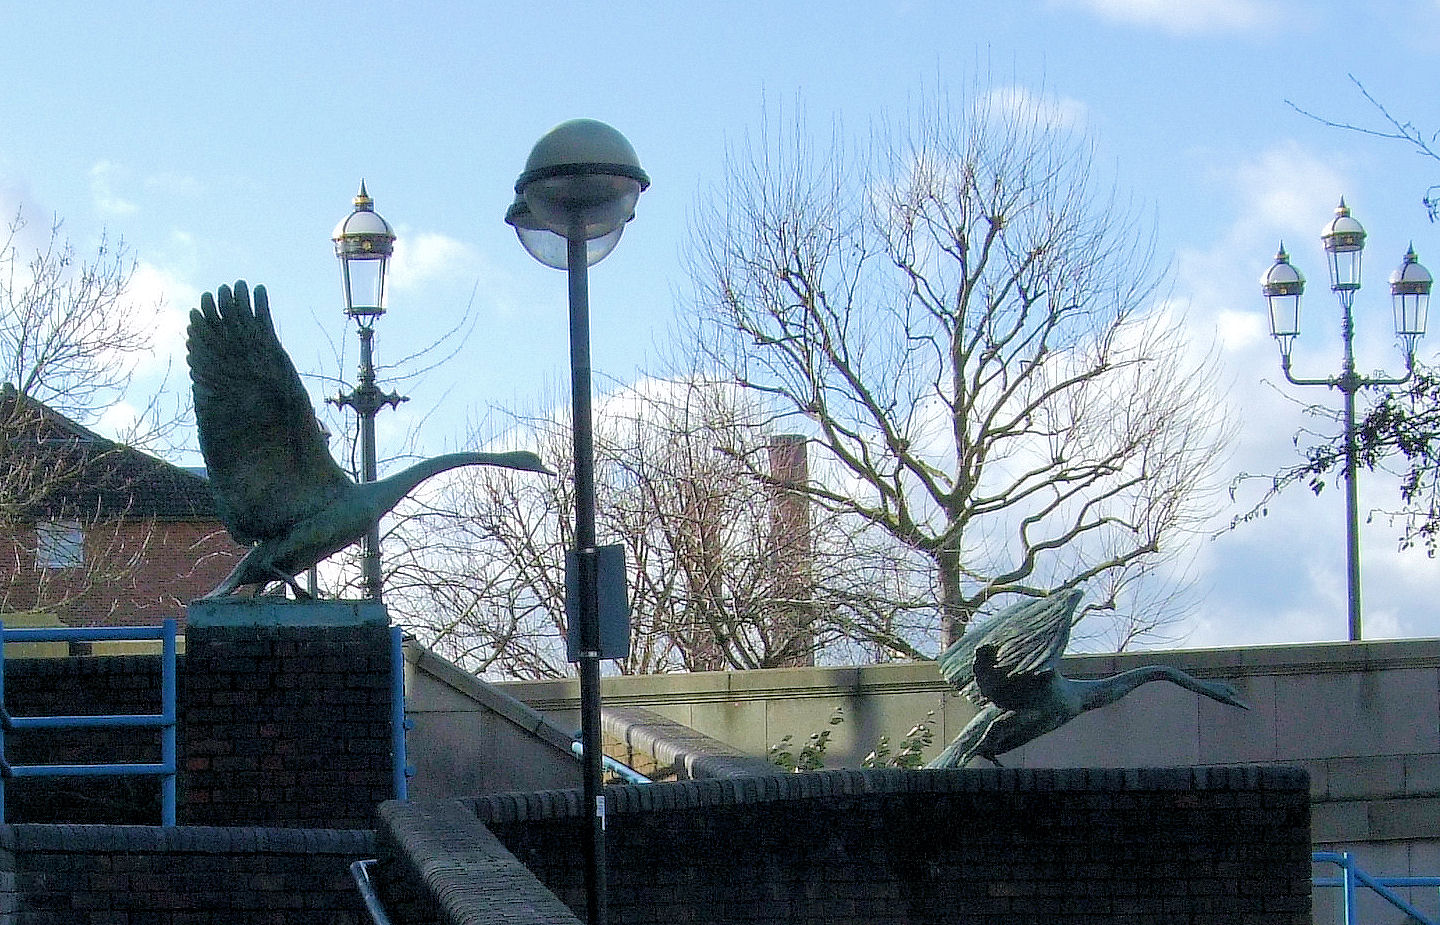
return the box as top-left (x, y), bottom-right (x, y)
top-left (766, 435), bottom-right (814, 667)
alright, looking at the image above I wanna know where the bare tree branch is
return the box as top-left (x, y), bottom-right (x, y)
top-left (680, 87), bottom-right (1230, 650)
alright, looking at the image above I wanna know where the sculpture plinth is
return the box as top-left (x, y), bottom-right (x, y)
top-left (187, 597), bottom-right (387, 628)
top-left (179, 598), bottom-right (396, 828)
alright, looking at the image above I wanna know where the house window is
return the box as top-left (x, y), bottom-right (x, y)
top-left (36, 520), bottom-right (84, 569)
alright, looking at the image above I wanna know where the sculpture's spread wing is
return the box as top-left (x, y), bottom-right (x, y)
top-left (187, 281), bottom-right (350, 544)
top-left (936, 590), bottom-right (1082, 707)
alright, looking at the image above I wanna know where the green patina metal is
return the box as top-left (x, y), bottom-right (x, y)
top-left (927, 590), bottom-right (1249, 768)
top-left (186, 281), bottom-right (549, 599)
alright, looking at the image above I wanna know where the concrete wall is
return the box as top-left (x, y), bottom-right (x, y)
top-left (498, 638), bottom-right (1440, 922)
top-left (402, 643), bottom-right (582, 798)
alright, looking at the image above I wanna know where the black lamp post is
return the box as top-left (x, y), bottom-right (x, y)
top-left (330, 182), bottom-right (406, 601)
top-left (507, 119), bottom-right (648, 925)
top-left (1262, 199), bottom-right (1432, 641)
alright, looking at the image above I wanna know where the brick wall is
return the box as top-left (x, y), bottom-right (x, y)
top-left (1, 618), bottom-right (398, 829)
top-left (2, 655), bottom-right (168, 824)
top-left (414, 767), bottom-right (1311, 925)
top-left (180, 622), bottom-right (395, 828)
top-left (0, 823), bottom-right (372, 924)
top-left (0, 519), bottom-right (241, 627)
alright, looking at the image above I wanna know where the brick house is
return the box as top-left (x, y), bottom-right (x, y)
top-left (0, 386), bottom-right (242, 627)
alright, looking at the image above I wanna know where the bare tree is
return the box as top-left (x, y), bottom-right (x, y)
top-left (1287, 74), bottom-right (1440, 221)
top-left (0, 210), bottom-right (170, 617)
top-left (383, 378), bottom-right (929, 678)
top-left (0, 212), bottom-right (152, 418)
top-left (681, 89), bottom-right (1229, 649)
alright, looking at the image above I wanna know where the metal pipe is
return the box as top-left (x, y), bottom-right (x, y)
top-left (1, 620), bottom-right (8, 824)
top-left (570, 739), bottom-right (652, 786)
top-left (161, 618), bottom-right (177, 825)
top-left (349, 859), bottom-right (395, 925)
top-left (1313, 851), bottom-right (1440, 925)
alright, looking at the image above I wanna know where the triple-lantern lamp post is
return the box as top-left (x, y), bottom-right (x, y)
top-left (1261, 199), bottom-right (1432, 641)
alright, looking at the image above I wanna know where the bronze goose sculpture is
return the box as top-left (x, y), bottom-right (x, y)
top-left (926, 589), bottom-right (1248, 767)
top-left (187, 281), bottom-right (548, 598)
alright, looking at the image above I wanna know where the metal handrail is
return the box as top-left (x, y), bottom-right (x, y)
top-left (570, 738), bottom-right (653, 785)
top-left (1314, 851), bottom-right (1440, 925)
top-left (389, 626), bottom-right (411, 801)
top-left (0, 620), bottom-right (178, 825)
top-left (350, 859), bottom-right (395, 925)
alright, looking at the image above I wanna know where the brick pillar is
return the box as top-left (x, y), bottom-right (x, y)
top-left (179, 600), bottom-right (395, 828)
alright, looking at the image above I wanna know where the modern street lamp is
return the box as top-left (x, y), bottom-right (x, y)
top-left (507, 119), bottom-right (648, 925)
top-left (1261, 199), bottom-right (1432, 641)
top-left (330, 182), bottom-right (406, 601)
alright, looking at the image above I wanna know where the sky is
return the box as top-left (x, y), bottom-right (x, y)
top-left (0, 0), bottom-right (1436, 652)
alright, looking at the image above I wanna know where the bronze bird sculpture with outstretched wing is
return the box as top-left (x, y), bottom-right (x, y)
top-left (187, 281), bottom-right (548, 599)
top-left (926, 589), bottom-right (1248, 767)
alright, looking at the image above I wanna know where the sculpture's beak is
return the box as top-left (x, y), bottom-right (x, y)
top-left (485, 451), bottom-right (553, 475)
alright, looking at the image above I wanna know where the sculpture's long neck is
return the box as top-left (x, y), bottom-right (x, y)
top-left (1075, 665), bottom-right (1192, 712)
top-left (367, 452), bottom-right (514, 512)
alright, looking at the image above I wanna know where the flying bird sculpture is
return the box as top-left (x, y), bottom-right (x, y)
top-left (926, 589), bottom-right (1248, 768)
top-left (187, 281), bottom-right (548, 599)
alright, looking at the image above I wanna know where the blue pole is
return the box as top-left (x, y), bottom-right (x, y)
top-left (390, 626), bottom-right (408, 801)
top-left (0, 619), bottom-right (6, 825)
top-left (161, 619), bottom-right (177, 826)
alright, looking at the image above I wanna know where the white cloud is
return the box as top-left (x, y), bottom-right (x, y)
top-left (1172, 141), bottom-right (1348, 359)
top-left (142, 172), bottom-right (202, 198)
top-left (95, 400), bottom-right (142, 440)
top-left (388, 230), bottom-right (481, 291)
top-left (89, 161), bottom-right (137, 216)
top-left (124, 260), bottom-right (197, 380)
top-left (985, 86), bottom-right (1088, 131)
top-left (1053, 0), bottom-right (1282, 34)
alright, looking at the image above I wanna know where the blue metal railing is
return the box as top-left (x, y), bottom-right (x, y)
top-left (0, 619), bottom-right (178, 825)
top-left (1314, 851), bottom-right (1440, 925)
top-left (389, 626), bottom-right (411, 801)
top-left (570, 737), bottom-right (653, 785)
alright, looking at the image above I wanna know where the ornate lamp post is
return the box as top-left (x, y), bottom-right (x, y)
top-left (330, 182), bottom-right (405, 601)
top-left (1261, 199), bottom-right (1432, 641)
top-left (507, 119), bottom-right (648, 925)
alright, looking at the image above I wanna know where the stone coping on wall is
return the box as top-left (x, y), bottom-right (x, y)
top-left (499, 637), bottom-right (1440, 711)
top-left (376, 767), bottom-right (1310, 925)
top-left (378, 800), bottom-right (582, 925)
top-left (187, 598), bottom-right (388, 627)
top-left (601, 704), bottom-right (786, 780)
top-left (464, 764), bottom-right (1310, 824)
top-left (0, 822), bottom-right (375, 855)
